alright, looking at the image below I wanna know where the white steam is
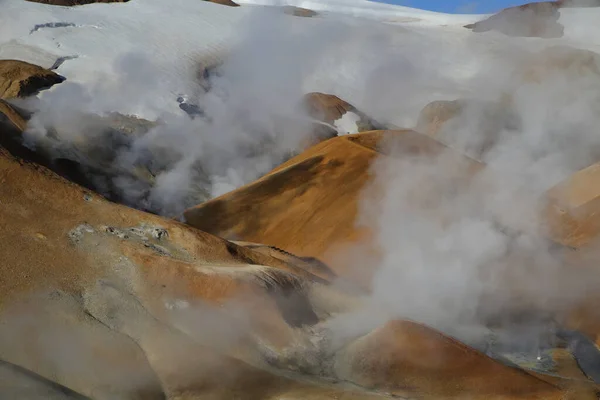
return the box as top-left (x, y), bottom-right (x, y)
top-left (347, 41), bottom-right (600, 350)
top-left (15, 0), bottom-right (600, 355)
top-left (23, 7), bottom-right (368, 216)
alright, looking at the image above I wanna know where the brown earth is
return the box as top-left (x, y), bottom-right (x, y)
top-left (180, 121), bottom-right (600, 393)
top-left (558, 0), bottom-right (600, 6)
top-left (304, 92), bottom-right (356, 124)
top-left (0, 112), bottom-right (390, 399)
top-left (0, 99), bottom-right (27, 132)
top-left (415, 46), bottom-right (600, 162)
top-left (415, 99), bottom-right (465, 137)
top-left (184, 130), bottom-right (484, 284)
top-left (4, 17), bottom-right (600, 398)
top-left (0, 60), bottom-right (64, 99)
top-left (543, 162), bottom-right (600, 248)
top-left (0, 358), bottom-right (88, 400)
top-left (233, 241), bottom-right (339, 282)
top-left (0, 102), bottom-right (164, 208)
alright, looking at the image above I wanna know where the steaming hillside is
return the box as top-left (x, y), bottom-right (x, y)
top-left (5, 0), bottom-right (600, 398)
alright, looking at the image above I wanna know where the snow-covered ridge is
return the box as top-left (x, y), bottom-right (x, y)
top-left (1, 0), bottom-right (249, 116)
top-left (1, 0), bottom-right (483, 119)
top-left (3, 0), bottom-right (600, 121)
top-left (236, 0), bottom-right (487, 25)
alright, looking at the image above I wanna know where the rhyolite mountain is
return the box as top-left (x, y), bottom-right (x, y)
top-left (3, 0), bottom-right (600, 398)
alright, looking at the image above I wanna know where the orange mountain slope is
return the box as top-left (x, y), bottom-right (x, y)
top-left (184, 130), bottom-right (484, 283)
top-left (0, 119), bottom-right (384, 399)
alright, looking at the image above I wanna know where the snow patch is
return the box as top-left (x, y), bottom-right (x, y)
top-left (50, 55), bottom-right (79, 70)
top-left (333, 111), bottom-right (360, 135)
top-left (164, 299), bottom-right (191, 310)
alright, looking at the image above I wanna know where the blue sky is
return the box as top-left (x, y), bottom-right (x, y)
top-left (380, 0), bottom-right (546, 13)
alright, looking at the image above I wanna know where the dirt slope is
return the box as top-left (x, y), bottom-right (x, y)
top-left (5, 80), bottom-right (598, 400)
top-left (543, 162), bottom-right (600, 248)
top-left (283, 5), bottom-right (318, 17)
top-left (0, 59), bottom-right (64, 99)
top-left (205, 0), bottom-right (240, 7)
top-left (335, 320), bottom-right (566, 399)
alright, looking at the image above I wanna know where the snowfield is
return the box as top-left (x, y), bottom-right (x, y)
top-left (236, 0), bottom-right (487, 25)
top-left (1, 0), bottom-right (600, 123)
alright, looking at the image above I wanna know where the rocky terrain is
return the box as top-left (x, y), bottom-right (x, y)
top-left (4, 0), bottom-right (600, 399)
